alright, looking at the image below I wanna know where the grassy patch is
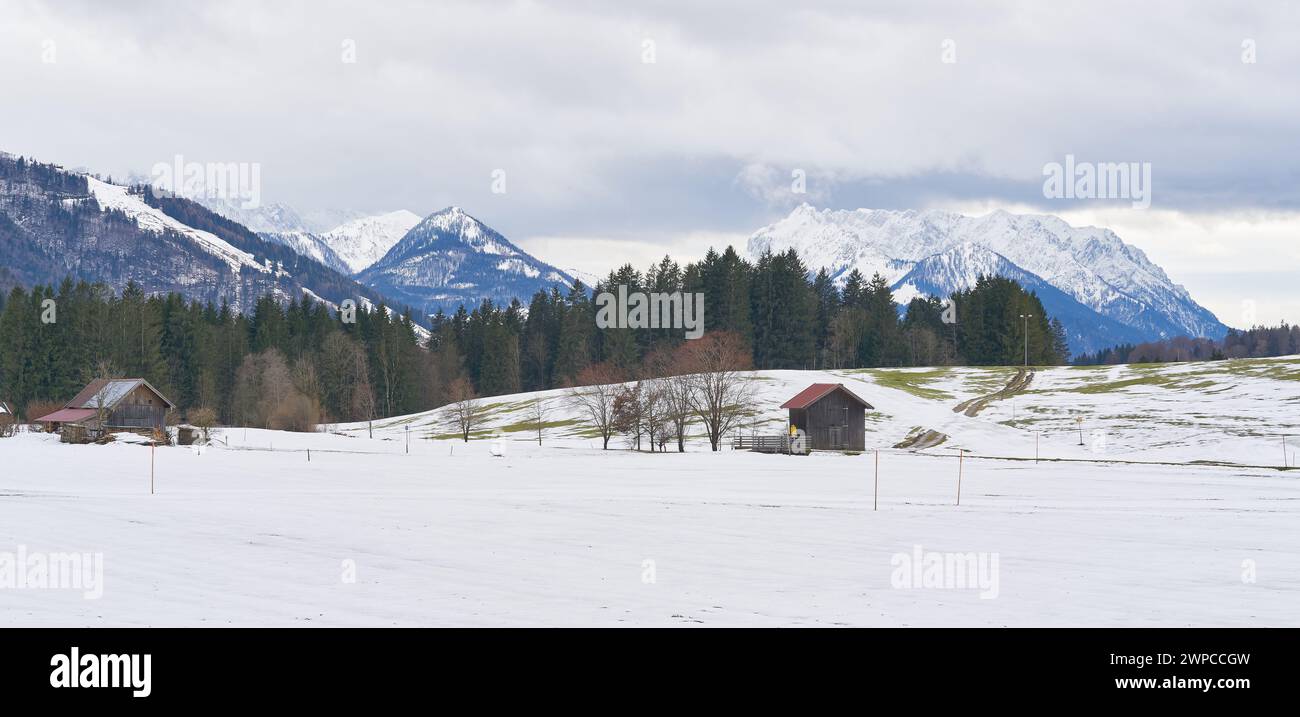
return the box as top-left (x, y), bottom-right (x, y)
top-left (494, 418), bottom-right (583, 433)
top-left (1065, 375), bottom-right (1173, 394)
top-left (853, 368), bottom-right (955, 400)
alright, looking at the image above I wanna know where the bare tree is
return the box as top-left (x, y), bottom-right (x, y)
top-left (529, 396), bottom-right (549, 445)
top-left (567, 362), bottom-right (622, 450)
top-left (679, 331), bottom-right (757, 451)
top-left (641, 379), bottom-right (670, 453)
top-left (445, 376), bottom-right (483, 442)
top-left (611, 382), bottom-right (645, 450)
top-left (231, 349), bottom-right (319, 431)
top-left (644, 347), bottom-right (696, 452)
top-left (189, 407), bottom-right (218, 443)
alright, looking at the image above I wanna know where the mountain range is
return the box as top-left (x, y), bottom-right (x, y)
top-left (747, 204), bottom-right (1228, 354)
top-left (1, 149), bottom-right (1228, 355)
top-left (0, 152), bottom-right (576, 323)
top-left (0, 153), bottom-right (400, 318)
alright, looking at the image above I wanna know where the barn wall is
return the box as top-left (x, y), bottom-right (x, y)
top-left (791, 389), bottom-right (866, 450)
top-left (107, 385), bottom-right (168, 429)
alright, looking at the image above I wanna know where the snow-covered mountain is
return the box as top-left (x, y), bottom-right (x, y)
top-left (254, 210), bottom-right (421, 278)
top-left (0, 153), bottom-right (408, 318)
top-left (357, 207), bottom-right (574, 315)
top-left (192, 197), bottom-right (314, 235)
top-left (320, 210), bottom-right (422, 274)
top-left (258, 231), bottom-right (352, 276)
top-left (747, 204), bottom-right (1227, 354)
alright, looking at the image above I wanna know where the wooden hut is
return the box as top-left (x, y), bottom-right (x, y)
top-left (0, 401), bottom-right (16, 437)
top-left (779, 383), bottom-right (873, 451)
top-left (34, 378), bottom-right (174, 439)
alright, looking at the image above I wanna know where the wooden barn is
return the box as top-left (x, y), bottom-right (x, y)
top-left (779, 383), bottom-right (873, 451)
top-left (34, 378), bottom-right (174, 439)
top-left (0, 401), bottom-right (16, 437)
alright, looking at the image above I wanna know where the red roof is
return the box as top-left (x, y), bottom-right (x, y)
top-left (34, 408), bottom-right (98, 423)
top-left (780, 383), bottom-right (873, 410)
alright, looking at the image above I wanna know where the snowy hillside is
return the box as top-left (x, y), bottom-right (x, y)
top-left (259, 231), bottom-right (352, 276)
top-left (343, 355), bottom-right (1300, 469)
top-left (357, 207), bottom-right (574, 314)
top-left (748, 204), bottom-right (1228, 353)
top-left (2, 355), bottom-right (1297, 627)
top-left (194, 197), bottom-right (316, 235)
top-left (194, 196), bottom-right (365, 236)
top-left (86, 177), bottom-right (270, 276)
top-left (320, 210), bottom-right (423, 275)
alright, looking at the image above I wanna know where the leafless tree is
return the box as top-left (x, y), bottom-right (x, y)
top-left (640, 379), bottom-right (670, 452)
top-left (678, 331), bottom-right (757, 451)
top-left (644, 347), bottom-right (696, 452)
top-left (529, 396), bottom-right (549, 445)
top-left (231, 349), bottom-right (320, 431)
top-left (611, 381), bottom-right (645, 450)
top-left (567, 362), bottom-right (622, 450)
top-left (444, 376), bottom-right (483, 442)
top-left (188, 406), bottom-right (218, 443)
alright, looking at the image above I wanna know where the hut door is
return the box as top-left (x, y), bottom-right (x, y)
top-left (828, 426), bottom-right (843, 449)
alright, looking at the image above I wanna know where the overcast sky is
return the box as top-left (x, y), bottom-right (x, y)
top-left (2, 0), bottom-right (1298, 325)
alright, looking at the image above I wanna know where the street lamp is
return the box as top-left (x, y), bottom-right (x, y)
top-left (1018, 313), bottom-right (1034, 367)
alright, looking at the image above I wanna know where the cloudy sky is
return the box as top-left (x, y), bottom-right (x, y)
top-left (2, 0), bottom-right (1298, 325)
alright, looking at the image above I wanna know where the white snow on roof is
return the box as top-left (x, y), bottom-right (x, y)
top-left (75, 379), bottom-right (142, 409)
top-left (86, 176), bottom-right (269, 275)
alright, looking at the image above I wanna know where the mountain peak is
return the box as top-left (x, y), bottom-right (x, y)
top-left (319, 210), bottom-right (423, 274)
top-left (357, 208), bottom-right (573, 314)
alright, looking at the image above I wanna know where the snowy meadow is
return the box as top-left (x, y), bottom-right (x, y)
top-left (2, 357), bottom-right (1298, 627)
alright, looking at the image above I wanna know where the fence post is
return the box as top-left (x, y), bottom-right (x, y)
top-left (956, 449), bottom-right (963, 506)
top-left (874, 449), bottom-right (879, 512)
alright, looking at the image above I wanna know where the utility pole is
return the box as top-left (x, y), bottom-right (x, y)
top-left (1019, 313), bottom-right (1034, 367)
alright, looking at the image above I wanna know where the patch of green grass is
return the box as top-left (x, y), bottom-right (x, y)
top-left (1065, 375), bottom-right (1173, 394)
top-left (426, 429), bottom-right (496, 441)
top-left (494, 418), bottom-right (583, 433)
top-left (852, 367), bottom-right (955, 400)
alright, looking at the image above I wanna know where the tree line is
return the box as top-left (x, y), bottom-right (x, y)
top-left (0, 279), bottom-right (434, 428)
top-left (1073, 323), bottom-right (1300, 365)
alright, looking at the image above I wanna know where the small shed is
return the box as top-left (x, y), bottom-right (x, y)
top-left (780, 383), bottom-right (873, 451)
top-left (0, 401), bottom-right (16, 437)
top-left (34, 378), bottom-right (174, 437)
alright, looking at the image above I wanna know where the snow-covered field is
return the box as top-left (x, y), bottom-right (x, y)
top-left (2, 357), bottom-right (1298, 626)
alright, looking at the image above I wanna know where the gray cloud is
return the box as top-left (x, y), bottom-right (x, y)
top-left (1, 1), bottom-right (1297, 243)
